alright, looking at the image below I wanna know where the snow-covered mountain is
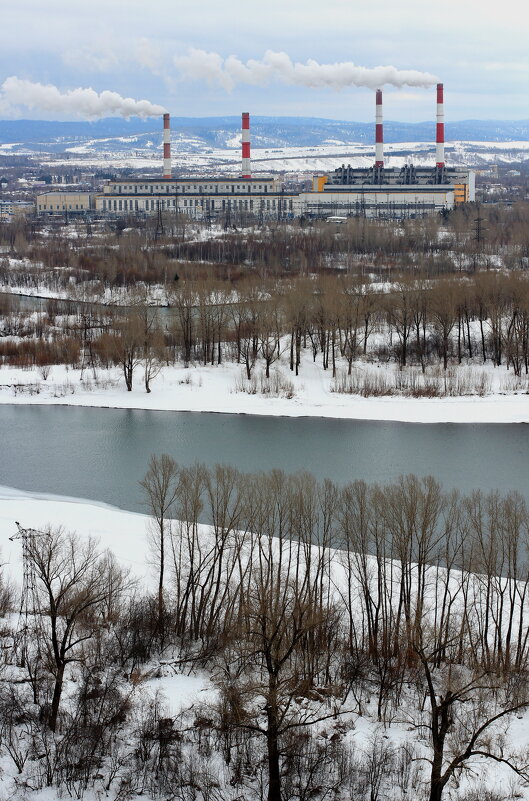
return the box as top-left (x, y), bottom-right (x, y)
top-left (1, 117), bottom-right (529, 174)
top-left (2, 116), bottom-right (529, 150)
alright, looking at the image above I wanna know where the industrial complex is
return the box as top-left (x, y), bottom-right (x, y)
top-left (35, 84), bottom-right (475, 222)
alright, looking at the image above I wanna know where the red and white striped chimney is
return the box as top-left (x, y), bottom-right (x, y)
top-left (163, 113), bottom-right (171, 178)
top-left (436, 83), bottom-right (445, 168)
top-left (375, 89), bottom-right (384, 168)
top-left (242, 112), bottom-right (251, 178)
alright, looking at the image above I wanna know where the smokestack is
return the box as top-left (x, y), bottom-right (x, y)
top-left (163, 113), bottom-right (171, 178)
top-left (242, 112), bottom-right (251, 178)
top-left (375, 89), bottom-right (384, 168)
top-left (436, 83), bottom-right (445, 168)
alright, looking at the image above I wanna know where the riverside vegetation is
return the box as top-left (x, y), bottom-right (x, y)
top-left (3, 269), bottom-right (529, 398)
top-left (2, 464), bottom-right (529, 801)
top-left (3, 203), bottom-right (529, 399)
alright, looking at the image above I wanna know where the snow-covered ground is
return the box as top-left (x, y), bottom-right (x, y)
top-left (0, 281), bottom-right (172, 306)
top-left (2, 484), bottom-right (529, 801)
top-left (0, 354), bottom-right (528, 423)
top-left (0, 484), bottom-right (152, 586)
top-left (4, 138), bottom-right (527, 173)
top-left (0, 485), bottom-right (217, 801)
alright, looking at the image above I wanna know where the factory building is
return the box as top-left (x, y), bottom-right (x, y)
top-left (36, 191), bottom-right (93, 214)
top-left (95, 176), bottom-right (297, 219)
top-left (297, 166), bottom-right (475, 219)
top-left (50, 87), bottom-right (474, 223)
top-left (94, 114), bottom-right (298, 220)
top-left (297, 84), bottom-right (474, 219)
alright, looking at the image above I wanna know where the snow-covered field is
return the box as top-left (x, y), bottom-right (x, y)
top-left (0, 354), bottom-right (528, 423)
top-left (0, 484), bottom-right (152, 586)
top-left (4, 138), bottom-right (527, 173)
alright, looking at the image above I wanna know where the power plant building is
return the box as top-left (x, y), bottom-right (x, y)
top-left (300, 84), bottom-right (475, 218)
top-left (37, 191), bottom-right (93, 214)
top-left (94, 177), bottom-right (297, 218)
top-left (39, 87), bottom-right (475, 222)
top-left (300, 165), bottom-right (475, 218)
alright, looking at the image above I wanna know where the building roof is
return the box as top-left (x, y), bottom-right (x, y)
top-left (106, 176), bottom-right (275, 183)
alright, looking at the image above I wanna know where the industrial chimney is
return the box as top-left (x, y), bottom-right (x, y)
top-left (375, 89), bottom-right (384, 168)
top-left (436, 83), bottom-right (445, 168)
top-left (163, 113), bottom-right (171, 178)
top-left (242, 112), bottom-right (251, 178)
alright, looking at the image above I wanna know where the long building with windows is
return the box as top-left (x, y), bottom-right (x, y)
top-left (94, 176), bottom-right (297, 219)
top-left (37, 167), bottom-right (473, 222)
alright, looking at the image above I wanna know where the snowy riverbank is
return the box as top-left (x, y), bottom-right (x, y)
top-left (0, 355), bottom-right (528, 423)
top-left (2, 483), bottom-right (529, 801)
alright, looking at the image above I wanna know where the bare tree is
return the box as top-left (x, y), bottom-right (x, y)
top-left (28, 528), bottom-right (128, 731)
top-left (140, 454), bottom-right (180, 644)
top-left (112, 311), bottom-right (143, 391)
top-left (414, 645), bottom-right (529, 801)
top-left (217, 473), bottom-right (342, 801)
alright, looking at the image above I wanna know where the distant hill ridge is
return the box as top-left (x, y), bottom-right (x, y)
top-left (1, 117), bottom-right (529, 150)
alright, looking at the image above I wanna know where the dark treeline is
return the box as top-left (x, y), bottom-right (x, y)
top-left (3, 465), bottom-right (529, 801)
top-left (3, 270), bottom-right (529, 392)
top-left (2, 201), bottom-right (529, 290)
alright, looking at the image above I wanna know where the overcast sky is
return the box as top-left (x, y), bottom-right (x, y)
top-left (0, 0), bottom-right (528, 122)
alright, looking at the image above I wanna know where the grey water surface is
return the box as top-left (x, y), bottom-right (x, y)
top-left (0, 404), bottom-right (528, 513)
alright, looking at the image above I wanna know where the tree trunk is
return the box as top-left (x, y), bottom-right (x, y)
top-left (158, 521), bottom-right (165, 641)
top-left (480, 318), bottom-right (486, 363)
top-left (49, 662), bottom-right (65, 732)
top-left (295, 331), bottom-right (301, 376)
top-left (429, 781), bottom-right (447, 801)
top-left (266, 692), bottom-right (281, 801)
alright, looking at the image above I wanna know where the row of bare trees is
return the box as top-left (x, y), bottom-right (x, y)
top-left (3, 466), bottom-right (529, 799)
top-left (3, 200), bottom-right (529, 290)
top-left (139, 461), bottom-right (529, 801)
top-left (3, 271), bottom-right (529, 389)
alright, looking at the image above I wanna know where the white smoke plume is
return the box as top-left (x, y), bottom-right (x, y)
top-left (174, 49), bottom-right (438, 91)
top-left (0, 77), bottom-right (166, 119)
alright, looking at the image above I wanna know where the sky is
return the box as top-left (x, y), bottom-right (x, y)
top-left (0, 0), bottom-right (528, 123)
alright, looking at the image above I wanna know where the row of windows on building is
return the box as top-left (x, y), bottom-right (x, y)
top-left (38, 204), bottom-right (85, 210)
top-left (101, 197), bottom-right (294, 212)
top-left (110, 183), bottom-right (270, 194)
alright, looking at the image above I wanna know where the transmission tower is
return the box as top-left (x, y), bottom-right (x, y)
top-left (155, 200), bottom-right (164, 240)
top-left (474, 207), bottom-right (486, 246)
top-left (10, 522), bottom-right (50, 667)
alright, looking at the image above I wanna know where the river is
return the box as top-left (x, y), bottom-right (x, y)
top-left (0, 404), bottom-right (528, 513)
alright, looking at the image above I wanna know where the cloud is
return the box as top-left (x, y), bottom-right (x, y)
top-left (173, 48), bottom-right (438, 91)
top-left (0, 76), bottom-right (166, 119)
top-left (62, 45), bottom-right (120, 73)
top-left (135, 38), bottom-right (163, 74)
top-left (483, 61), bottom-right (529, 73)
